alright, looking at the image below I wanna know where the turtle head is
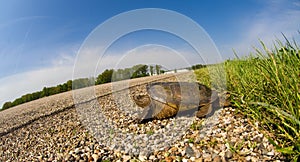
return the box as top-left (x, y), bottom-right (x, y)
top-left (132, 94), bottom-right (151, 108)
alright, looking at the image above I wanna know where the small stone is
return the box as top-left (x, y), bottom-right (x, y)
top-left (202, 153), bottom-right (211, 159)
top-left (251, 157), bottom-right (258, 161)
top-left (65, 154), bottom-right (71, 161)
top-left (74, 155), bottom-right (80, 161)
top-left (94, 149), bottom-right (100, 154)
top-left (92, 154), bottom-right (99, 161)
top-left (185, 146), bottom-right (195, 157)
top-left (245, 156), bottom-right (251, 161)
top-left (165, 157), bottom-right (173, 162)
top-left (266, 151), bottom-right (274, 156)
top-left (213, 156), bottom-right (221, 162)
top-left (157, 155), bottom-right (162, 159)
top-left (138, 155), bottom-right (147, 161)
top-left (194, 149), bottom-right (201, 158)
top-left (122, 155), bottom-right (131, 162)
top-left (190, 157), bottom-right (196, 161)
top-left (181, 150), bottom-right (186, 156)
top-left (195, 158), bottom-right (203, 162)
top-left (149, 155), bottom-right (156, 160)
top-left (225, 150), bottom-right (233, 159)
top-left (182, 158), bottom-right (188, 162)
top-left (262, 149), bottom-right (268, 155)
top-left (74, 148), bottom-right (80, 154)
top-left (37, 156), bottom-right (42, 161)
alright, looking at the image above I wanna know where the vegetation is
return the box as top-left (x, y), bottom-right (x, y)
top-left (96, 69), bottom-right (114, 85)
top-left (190, 64), bottom-right (207, 70)
top-left (195, 36), bottom-right (299, 161)
top-left (110, 64), bottom-right (149, 82)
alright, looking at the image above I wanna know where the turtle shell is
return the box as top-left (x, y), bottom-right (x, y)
top-left (135, 82), bottom-right (219, 123)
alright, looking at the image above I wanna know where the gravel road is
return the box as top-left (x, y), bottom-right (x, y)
top-left (0, 72), bottom-right (285, 161)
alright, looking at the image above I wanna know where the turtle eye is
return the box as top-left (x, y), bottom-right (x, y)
top-left (132, 94), bottom-right (151, 108)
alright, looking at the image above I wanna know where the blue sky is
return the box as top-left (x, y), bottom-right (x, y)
top-left (0, 0), bottom-right (299, 107)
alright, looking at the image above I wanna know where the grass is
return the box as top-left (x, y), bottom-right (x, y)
top-left (187, 138), bottom-right (194, 143)
top-left (225, 140), bottom-right (246, 155)
top-left (190, 120), bottom-right (203, 130)
top-left (195, 36), bottom-right (300, 161)
top-left (146, 130), bottom-right (154, 136)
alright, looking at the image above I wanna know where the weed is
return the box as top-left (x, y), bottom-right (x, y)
top-left (195, 34), bottom-right (300, 160)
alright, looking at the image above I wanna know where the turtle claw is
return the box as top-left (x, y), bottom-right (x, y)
top-left (136, 105), bottom-right (154, 124)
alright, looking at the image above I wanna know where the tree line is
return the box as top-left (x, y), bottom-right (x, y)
top-left (1, 64), bottom-right (164, 110)
top-left (1, 63), bottom-right (206, 110)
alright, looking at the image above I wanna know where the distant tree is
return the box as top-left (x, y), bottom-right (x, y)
top-left (2, 102), bottom-right (12, 110)
top-left (32, 92), bottom-right (42, 100)
top-left (191, 64), bottom-right (206, 70)
top-left (131, 64), bottom-right (149, 78)
top-left (73, 78), bottom-right (93, 89)
top-left (41, 87), bottom-right (49, 97)
top-left (66, 80), bottom-right (72, 91)
top-left (155, 65), bottom-right (161, 75)
top-left (13, 98), bottom-right (24, 106)
top-left (150, 65), bottom-right (154, 75)
top-left (96, 69), bottom-right (114, 85)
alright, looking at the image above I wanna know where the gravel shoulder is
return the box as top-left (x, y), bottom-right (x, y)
top-left (0, 73), bottom-right (179, 136)
top-left (0, 72), bottom-right (285, 161)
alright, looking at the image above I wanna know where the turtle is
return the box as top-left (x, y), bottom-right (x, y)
top-left (133, 82), bottom-right (222, 123)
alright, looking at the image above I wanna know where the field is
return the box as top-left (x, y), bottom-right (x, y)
top-left (195, 37), bottom-right (300, 161)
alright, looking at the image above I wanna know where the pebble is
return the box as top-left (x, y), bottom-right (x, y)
top-left (149, 155), bottom-right (156, 160)
top-left (190, 157), bottom-right (196, 161)
top-left (195, 158), bottom-right (203, 162)
top-left (74, 148), bottom-right (80, 154)
top-left (122, 155), bottom-right (131, 162)
top-left (267, 151), bottom-right (274, 156)
top-left (182, 158), bottom-right (189, 162)
top-left (213, 156), bottom-right (222, 162)
top-left (185, 145), bottom-right (195, 157)
top-left (202, 153), bottom-right (211, 159)
top-left (92, 154), bottom-right (99, 161)
top-left (245, 156), bottom-right (251, 161)
top-left (138, 155), bottom-right (147, 161)
top-left (225, 150), bottom-right (233, 159)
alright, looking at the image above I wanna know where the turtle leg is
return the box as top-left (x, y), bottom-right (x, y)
top-left (196, 91), bottom-right (220, 118)
top-left (137, 102), bottom-right (155, 123)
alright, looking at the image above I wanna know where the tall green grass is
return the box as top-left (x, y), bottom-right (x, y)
top-left (196, 37), bottom-right (300, 161)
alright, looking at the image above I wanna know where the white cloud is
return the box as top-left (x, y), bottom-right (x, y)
top-left (52, 53), bottom-right (75, 67)
top-left (0, 65), bottom-right (73, 107)
top-left (224, 1), bottom-right (300, 57)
